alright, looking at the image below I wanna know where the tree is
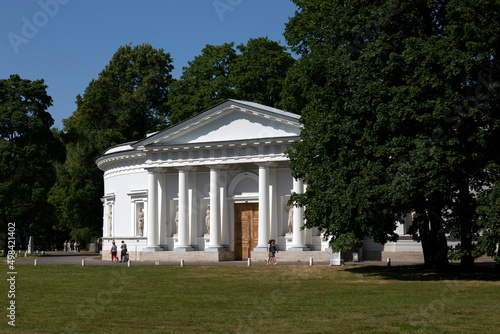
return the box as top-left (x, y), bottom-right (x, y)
top-left (168, 43), bottom-right (236, 124)
top-left (49, 44), bottom-right (174, 242)
top-left (231, 37), bottom-right (296, 107)
top-left (169, 38), bottom-right (296, 124)
top-left (284, 0), bottom-right (500, 270)
top-left (0, 75), bottom-right (64, 250)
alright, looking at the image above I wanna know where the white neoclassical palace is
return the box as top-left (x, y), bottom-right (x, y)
top-left (96, 100), bottom-right (424, 262)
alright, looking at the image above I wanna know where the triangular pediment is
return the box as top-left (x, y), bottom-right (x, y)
top-left (134, 100), bottom-right (301, 148)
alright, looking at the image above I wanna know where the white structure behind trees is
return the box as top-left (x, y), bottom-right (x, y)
top-left (96, 100), bottom-right (420, 262)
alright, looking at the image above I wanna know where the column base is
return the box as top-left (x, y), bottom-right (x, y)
top-left (205, 246), bottom-right (226, 252)
top-left (174, 246), bottom-right (194, 252)
top-left (329, 252), bottom-right (344, 266)
top-left (288, 245), bottom-right (310, 251)
top-left (142, 246), bottom-right (164, 252)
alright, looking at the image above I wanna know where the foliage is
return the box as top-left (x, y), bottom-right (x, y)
top-left (168, 42), bottom-right (237, 124)
top-left (231, 37), bottom-right (296, 107)
top-left (0, 75), bottom-right (64, 249)
top-left (169, 37), bottom-right (296, 124)
top-left (284, 0), bottom-right (500, 270)
top-left (49, 44), bottom-right (174, 242)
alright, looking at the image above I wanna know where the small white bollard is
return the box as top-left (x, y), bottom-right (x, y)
top-left (180, 259), bottom-right (184, 267)
top-left (247, 258), bottom-right (251, 267)
top-left (309, 257), bottom-right (314, 266)
top-left (387, 258), bottom-right (391, 266)
top-left (127, 260), bottom-right (131, 267)
top-left (34, 259), bottom-right (37, 266)
top-left (82, 259), bottom-right (85, 267)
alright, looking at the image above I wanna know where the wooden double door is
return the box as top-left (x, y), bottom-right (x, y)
top-left (234, 203), bottom-right (259, 260)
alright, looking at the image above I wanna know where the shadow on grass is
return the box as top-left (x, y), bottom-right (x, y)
top-left (345, 263), bottom-right (500, 281)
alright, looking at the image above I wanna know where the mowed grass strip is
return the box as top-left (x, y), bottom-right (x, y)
top-left (2, 263), bottom-right (499, 334)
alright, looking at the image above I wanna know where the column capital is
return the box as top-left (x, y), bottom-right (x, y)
top-left (174, 166), bottom-right (196, 172)
top-left (255, 162), bottom-right (274, 168)
top-left (145, 167), bottom-right (163, 174)
top-left (205, 164), bottom-right (221, 170)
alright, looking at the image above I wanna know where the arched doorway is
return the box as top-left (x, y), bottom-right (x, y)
top-left (229, 172), bottom-right (259, 260)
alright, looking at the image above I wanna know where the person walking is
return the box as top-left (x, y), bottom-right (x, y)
top-left (120, 240), bottom-right (127, 262)
top-left (110, 241), bottom-right (118, 262)
top-left (63, 240), bottom-right (68, 253)
top-left (267, 239), bottom-right (278, 265)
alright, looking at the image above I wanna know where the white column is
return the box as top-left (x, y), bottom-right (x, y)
top-left (188, 173), bottom-right (197, 246)
top-left (269, 168), bottom-right (278, 240)
top-left (158, 172), bottom-right (167, 248)
top-left (207, 166), bottom-right (224, 251)
top-left (220, 171), bottom-right (229, 247)
top-left (175, 168), bottom-right (192, 251)
top-left (144, 170), bottom-right (159, 251)
top-left (255, 163), bottom-right (270, 250)
top-left (290, 178), bottom-right (309, 251)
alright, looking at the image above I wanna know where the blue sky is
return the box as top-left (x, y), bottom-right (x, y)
top-left (0, 0), bottom-right (298, 129)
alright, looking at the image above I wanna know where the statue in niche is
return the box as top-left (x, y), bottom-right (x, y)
top-left (173, 206), bottom-right (179, 236)
top-left (107, 209), bottom-right (113, 236)
top-left (205, 204), bottom-right (210, 236)
top-left (137, 207), bottom-right (144, 236)
top-left (287, 205), bottom-right (293, 235)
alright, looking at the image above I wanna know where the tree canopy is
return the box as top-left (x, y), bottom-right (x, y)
top-left (49, 44), bottom-right (174, 242)
top-left (0, 75), bottom-right (64, 249)
top-left (168, 42), bottom-right (237, 124)
top-left (169, 37), bottom-right (296, 124)
top-left (284, 0), bottom-right (500, 269)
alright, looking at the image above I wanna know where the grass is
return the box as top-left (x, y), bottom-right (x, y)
top-left (1, 263), bottom-right (499, 334)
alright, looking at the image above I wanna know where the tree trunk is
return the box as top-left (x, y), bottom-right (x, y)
top-left (460, 235), bottom-right (475, 273)
top-left (458, 179), bottom-right (475, 273)
top-left (416, 207), bottom-right (449, 270)
top-left (420, 230), bottom-right (449, 269)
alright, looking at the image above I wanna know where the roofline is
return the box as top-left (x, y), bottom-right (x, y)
top-left (132, 99), bottom-right (300, 148)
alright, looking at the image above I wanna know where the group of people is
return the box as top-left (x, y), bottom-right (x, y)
top-left (107, 239), bottom-right (277, 264)
top-left (63, 240), bottom-right (81, 253)
top-left (110, 240), bottom-right (128, 263)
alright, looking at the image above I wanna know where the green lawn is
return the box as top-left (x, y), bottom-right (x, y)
top-left (2, 263), bottom-right (499, 334)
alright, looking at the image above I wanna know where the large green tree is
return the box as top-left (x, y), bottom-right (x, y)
top-left (231, 37), bottom-right (296, 107)
top-left (168, 42), bottom-right (237, 124)
top-left (0, 75), bottom-right (64, 250)
top-left (169, 37), bottom-right (296, 124)
top-left (284, 0), bottom-right (500, 270)
top-left (49, 44), bottom-right (174, 242)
